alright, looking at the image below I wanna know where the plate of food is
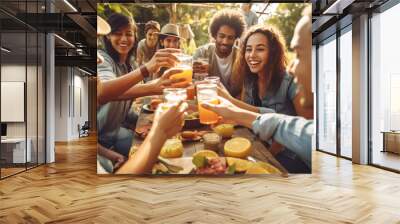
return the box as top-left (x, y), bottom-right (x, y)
top-left (142, 98), bottom-right (163, 113)
top-left (189, 150), bottom-right (282, 175)
top-left (178, 130), bottom-right (207, 142)
top-left (135, 124), bottom-right (152, 139)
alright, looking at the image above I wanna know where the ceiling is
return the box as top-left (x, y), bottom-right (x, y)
top-left (312, 0), bottom-right (390, 43)
top-left (0, 0), bottom-right (96, 73)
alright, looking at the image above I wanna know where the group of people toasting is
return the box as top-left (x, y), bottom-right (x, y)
top-left (97, 5), bottom-right (313, 174)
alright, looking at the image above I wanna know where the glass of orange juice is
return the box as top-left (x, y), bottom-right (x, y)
top-left (197, 83), bottom-right (219, 124)
top-left (170, 53), bottom-right (193, 85)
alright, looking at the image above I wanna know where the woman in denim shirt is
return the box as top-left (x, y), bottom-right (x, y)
top-left (220, 25), bottom-right (310, 173)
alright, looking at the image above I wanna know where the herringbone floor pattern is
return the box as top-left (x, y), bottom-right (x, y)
top-left (1, 135), bottom-right (399, 224)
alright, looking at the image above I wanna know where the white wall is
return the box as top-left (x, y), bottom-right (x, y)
top-left (1, 65), bottom-right (28, 138)
top-left (54, 67), bottom-right (89, 141)
top-left (1, 64), bottom-right (45, 163)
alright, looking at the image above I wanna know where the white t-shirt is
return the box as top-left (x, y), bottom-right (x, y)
top-left (215, 51), bottom-right (233, 86)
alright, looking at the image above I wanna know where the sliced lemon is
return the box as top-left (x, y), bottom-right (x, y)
top-left (256, 161), bottom-right (281, 174)
top-left (226, 157), bottom-right (252, 173)
top-left (213, 124), bottom-right (234, 138)
top-left (192, 150), bottom-right (218, 158)
top-left (245, 164), bottom-right (270, 174)
top-left (224, 137), bottom-right (252, 159)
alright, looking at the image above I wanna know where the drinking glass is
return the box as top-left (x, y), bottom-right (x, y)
top-left (204, 76), bottom-right (220, 85)
top-left (170, 53), bottom-right (193, 84)
top-left (193, 57), bottom-right (209, 81)
top-left (197, 83), bottom-right (219, 124)
top-left (163, 88), bottom-right (187, 109)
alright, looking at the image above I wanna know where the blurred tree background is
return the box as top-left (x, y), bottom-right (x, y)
top-left (97, 3), bottom-right (308, 57)
top-left (98, 3), bottom-right (240, 54)
top-left (265, 3), bottom-right (307, 50)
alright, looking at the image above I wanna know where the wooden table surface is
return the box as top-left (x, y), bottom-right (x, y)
top-left (131, 97), bottom-right (288, 174)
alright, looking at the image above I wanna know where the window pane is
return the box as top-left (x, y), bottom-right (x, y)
top-left (371, 3), bottom-right (400, 171)
top-left (317, 36), bottom-right (337, 154)
top-left (340, 28), bottom-right (352, 158)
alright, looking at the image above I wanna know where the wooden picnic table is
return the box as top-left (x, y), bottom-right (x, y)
top-left (131, 96), bottom-right (288, 175)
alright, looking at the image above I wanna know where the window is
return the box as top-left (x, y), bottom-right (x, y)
top-left (339, 27), bottom-right (352, 158)
top-left (317, 35), bottom-right (337, 154)
top-left (370, 2), bottom-right (400, 171)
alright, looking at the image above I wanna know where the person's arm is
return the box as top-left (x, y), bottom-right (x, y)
top-left (116, 101), bottom-right (187, 174)
top-left (98, 65), bottom-right (147, 105)
top-left (252, 114), bottom-right (313, 167)
top-left (98, 48), bottom-right (181, 105)
top-left (201, 97), bottom-right (313, 167)
top-left (217, 83), bottom-right (271, 113)
top-left (115, 127), bottom-right (168, 174)
top-left (98, 144), bottom-right (126, 171)
top-left (115, 68), bottom-right (186, 101)
top-left (115, 82), bottom-right (160, 100)
top-left (229, 97), bottom-right (262, 113)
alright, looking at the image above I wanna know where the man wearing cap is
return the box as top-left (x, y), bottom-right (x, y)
top-left (193, 9), bottom-right (246, 97)
top-left (136, 21), bottom-right (160, 68)
top-left (158, 23), bottom-right (182, 49)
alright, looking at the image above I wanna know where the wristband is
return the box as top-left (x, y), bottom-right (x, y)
top-left (140, 65), bottom-right (150, 78)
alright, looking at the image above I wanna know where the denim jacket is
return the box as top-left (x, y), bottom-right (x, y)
top-left (243, 72), bottom-right (298, 116)
top-left (252, 114), bottom-right (313, 168)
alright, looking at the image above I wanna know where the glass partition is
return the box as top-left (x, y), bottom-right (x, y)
top-left (370, 3), bottom-right (400, 171)
top-left (317, 35), bottom-right (337, 154)
top-left (339, 26), bottom-right (352, 158)
top-left (0, 0), bottom-right (46, 179)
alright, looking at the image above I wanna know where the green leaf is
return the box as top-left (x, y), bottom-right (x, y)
top-left (227, 164), bottom-right (236, 175)
top-left (192, 155), bottom-right (207, 168)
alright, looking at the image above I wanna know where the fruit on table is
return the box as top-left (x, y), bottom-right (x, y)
top-left (193, 150), bottom-right (218, 158)
top-left (224, 137), bottom-right (252, 159)
top-left (160, 139), bottom-right (184, 158)
top-left (213, 124), bottom-right (234, 138)
top-left (245, 163), bottom-right (271, 174)
top-left (226, 157), bottom-right (252, 173)
top-left (256, 161), bottom-right (281, 174)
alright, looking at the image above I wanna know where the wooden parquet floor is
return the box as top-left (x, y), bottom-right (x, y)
top-left (1, 135), bottom-right (400, 224)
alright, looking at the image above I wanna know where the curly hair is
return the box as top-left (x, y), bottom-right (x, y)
top-left (209, 9), bottom-right (246, 39)
top-left (232, 24), bottom-right (288, 96)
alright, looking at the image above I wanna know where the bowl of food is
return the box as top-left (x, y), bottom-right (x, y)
top-left (183, 111), bottom-right (202, 129)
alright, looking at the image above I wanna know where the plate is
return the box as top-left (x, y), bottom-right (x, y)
top-left (142, 104), bottom-right (156, 113)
